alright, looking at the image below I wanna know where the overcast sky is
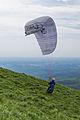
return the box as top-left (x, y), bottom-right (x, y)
top-left (0, 0), bottom-right (80, 57)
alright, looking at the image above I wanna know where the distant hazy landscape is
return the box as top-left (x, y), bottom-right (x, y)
top-left (0, 57), bottom-right (80, 90)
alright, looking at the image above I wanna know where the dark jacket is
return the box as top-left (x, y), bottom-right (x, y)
top-left (47, 80), bottom-right (55, 93)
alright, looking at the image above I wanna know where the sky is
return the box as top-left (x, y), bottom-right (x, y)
top-left (0, 0), bottom-right (80, 57)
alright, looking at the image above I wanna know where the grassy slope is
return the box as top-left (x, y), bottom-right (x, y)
top-left (0, 67), bottom-right (80, 120)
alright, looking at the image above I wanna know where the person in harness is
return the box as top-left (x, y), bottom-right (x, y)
top-left (47, 77), bottom-right (55, 94)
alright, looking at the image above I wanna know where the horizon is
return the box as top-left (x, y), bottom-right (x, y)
top-left (0, 57), bottom-right (80, 59)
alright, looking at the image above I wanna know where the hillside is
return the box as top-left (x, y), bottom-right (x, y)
top-left (0, 67), bottom-right (80, 120)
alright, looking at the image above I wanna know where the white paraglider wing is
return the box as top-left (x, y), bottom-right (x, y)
top-left (25, 16), bottom-right (57, 55)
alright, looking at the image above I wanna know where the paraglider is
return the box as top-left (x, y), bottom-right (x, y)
top-left (24, 16), bottom-right (57, 94)
top-left (47, 78), bottom-right (56, 95)
top-left (25, 16), bottom-right (57, 55)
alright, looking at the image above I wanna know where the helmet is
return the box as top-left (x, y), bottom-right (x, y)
top-left (52, 78), bottom-right (55, 81)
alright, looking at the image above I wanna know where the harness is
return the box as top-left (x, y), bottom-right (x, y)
top-left (48, 81), bottom-right (55, 93)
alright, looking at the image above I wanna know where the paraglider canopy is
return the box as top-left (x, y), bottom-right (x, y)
top-left (25, 16), bottom-right (57, 55)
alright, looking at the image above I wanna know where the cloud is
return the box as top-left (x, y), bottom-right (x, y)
top-left (0, 3), bottom-right (80, 38)
top-left (58, 26), bottom-right (80, 34)
top-left (0, 0), bottom-right (80, 57)
top-left (0, 1), bottom-right (80, 37)
top-left (57, 0), bottom-right (69, 2)
top-left (0, 0), bottom-right (24, 12)
top-left (56, 39), bottom-right (80, 57)
top-left (21, 0), bottom-right (80, 6)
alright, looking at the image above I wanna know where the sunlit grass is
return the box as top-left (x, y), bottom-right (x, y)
top-left (0, 67), bottom-right (80, 120)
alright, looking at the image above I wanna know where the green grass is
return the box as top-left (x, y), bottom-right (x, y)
top-left (0, 67), bottom-right (80, 120)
